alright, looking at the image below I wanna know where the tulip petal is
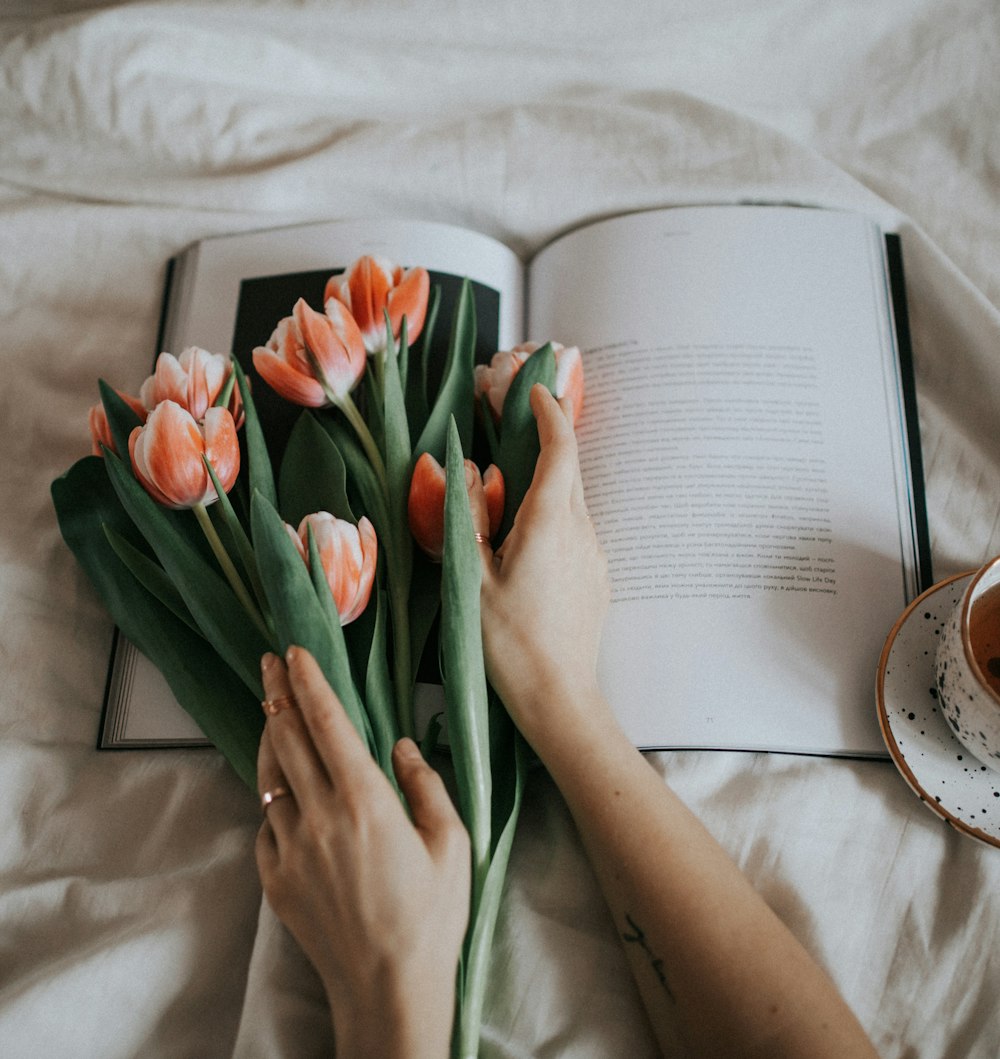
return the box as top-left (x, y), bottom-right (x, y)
top-left (138, 402), bottom-right (210, 508)
top-left (252, 345), bottom-right (327, 407)
top-left (89, 404), bottom-right (113, 456)
top-left (483, 464), bottom-right (505, 538)
top-left (202, 407), bottom-right (241, 496)
top-left (554, 345), bottom-right (585, 424)
top-left (346, 256), bottom-right (395, 350)
top-left (408, 451), bottom-right (448, 561)
top-left (128, 425), bottom-right (175, 507)
top-left (387, 267), bottom-right (430, 345)
top-left (293, 298), bottom-right (366, 400)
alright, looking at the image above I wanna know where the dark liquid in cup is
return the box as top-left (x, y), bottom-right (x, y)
top-left (969, 582), bottom-right (1000, 697)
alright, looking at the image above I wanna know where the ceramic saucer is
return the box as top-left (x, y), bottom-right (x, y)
top-left (876, 571), bottom-right (1000, 848)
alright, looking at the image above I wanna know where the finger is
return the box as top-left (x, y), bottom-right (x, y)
top-left (519, 385), bottom-right (581, 515)
top-left (255, 819), bottom-right (280, 888)
top-left (284, 646), bottom-right (379, 789)
top-left (255, 720), bottom-right (286, 862)
top-left (392, 738), bottom-right (468, 857)
top-left (465, 460), bottom-right (497, 583)
top-left (556, 393), bottom-right (588, 513)
top-left (464, 460), bottom-right (491, 539)
top-left (261, 651), bottom-right (330, 813)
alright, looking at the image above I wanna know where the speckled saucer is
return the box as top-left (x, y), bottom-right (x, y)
top-left (876, 571), bottom-right (1000, 848)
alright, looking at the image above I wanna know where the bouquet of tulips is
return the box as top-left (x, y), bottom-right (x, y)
top-left (51, 253), bottom-right (583, 1056)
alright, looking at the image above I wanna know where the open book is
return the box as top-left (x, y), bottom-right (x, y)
top-left (100, 205), bottom-right (930, 757)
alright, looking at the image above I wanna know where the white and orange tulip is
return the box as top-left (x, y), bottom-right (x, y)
top-left (408, 452), bottom-right (504, 561)
top-left (140, 346), bottom-right (243, 425)
top-left (128, 401), bottom-right (240, 509)
top-left (252, 298), bottom-right (367, 408)
top-left (287, 512), bottom-right (377, 626)
top-left (324, 255), bottom-right (430, 356)
top-left (474, 341), bottom-right (584, 426)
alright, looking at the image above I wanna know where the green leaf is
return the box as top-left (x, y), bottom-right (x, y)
top-left (363, 587), bottom-right (399, 776)
top-left (251, 491), bottom-right (372, 748)
top-left (406, 283), bottom-right (440, 440)
top-left (457, 714), bottom-right (527, 1057)
top-left (414, 279), bottom-right (476, 465)
top-left (316, 416), bottom-right (388, 528)
top-left (440, 416), bottom-right (491, 869)
top-left (102, 449), bottom-right (272, 697)
top-left (383, 316), bottom-right (417, 737)
top-left (205, 457), bottom-right (268, 615)
top-left (495, 342), bottom-right (556, 540)
top-left (396, 314), bottom-right (409, 394)
top-left (215, 365), bottom-right (237, 411)
top-left (98, 380), bottom-right (144, 460)
top-left (278, 411), bottom-right (356, 527)
top-left (233, 357), bottom-right (277, 509)
top-left (52, 456), bottom-right (262, 789)
top-left (102, 523), bottom-right (201, 636)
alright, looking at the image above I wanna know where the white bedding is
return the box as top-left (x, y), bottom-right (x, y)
top-left (3, 2), bottom-right (1000, 1056)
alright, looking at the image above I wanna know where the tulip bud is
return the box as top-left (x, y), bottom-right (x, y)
top-left (128, 401), bottom-right (239, 509)
top-left (287, 513), bottom-right (377, 626)
top-left (408, 452), bottom-right (504, 561)
top-left (140, 347), bottom-right (243, 425)
top-left (474, 341), bottom-right (584, 425)
top-left (252, 299), bottom-right (367, 408)
top-left (324, 255), bottom-right (430, 356)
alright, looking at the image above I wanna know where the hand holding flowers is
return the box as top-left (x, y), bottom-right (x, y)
top-left (256, 647), bottom-right (469, 1059)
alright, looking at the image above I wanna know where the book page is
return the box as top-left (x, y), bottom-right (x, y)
top-left (172, 217), bottom-right (524, 354)
top-left (528, 206), bottom-right (918, 756)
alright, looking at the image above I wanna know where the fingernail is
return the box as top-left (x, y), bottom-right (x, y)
top-left (285, 645), bottom-right (299, 665)
top-left (261, 652), bottom-right (279, 673)
top-left (395, 737), bottom-right (421, 762)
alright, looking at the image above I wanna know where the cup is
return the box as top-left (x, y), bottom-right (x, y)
top-left (935, 555), bottom-right (1000, 770)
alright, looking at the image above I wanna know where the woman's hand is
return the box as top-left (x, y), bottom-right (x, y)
top-left (255, 647), bottom-right (470, 1059)
top-left (472, 384), bottom-right (616, 757)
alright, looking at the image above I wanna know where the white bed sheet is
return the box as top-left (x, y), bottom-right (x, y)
top-left (2, 2), bottom-right (999, 1056)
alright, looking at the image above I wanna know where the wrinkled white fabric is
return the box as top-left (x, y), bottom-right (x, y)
top-left (2, 1), bottom-right (1000, 1056)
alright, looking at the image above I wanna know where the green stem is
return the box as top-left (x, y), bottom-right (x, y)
top-left (333, 391), bottom-right (388, 491)
top-left (386, 545), bottom-right (414, 739)
top-left (193, 502), bottom-right (272, 642)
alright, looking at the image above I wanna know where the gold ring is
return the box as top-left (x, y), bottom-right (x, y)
top-left (473, 532), bottom-right (489, 544)
top-left (261, 785), bottom-right (291, 811)
top-left (261, 694), bottom-right (297, 717)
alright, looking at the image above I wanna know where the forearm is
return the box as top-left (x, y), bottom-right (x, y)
top-left (527, 688), bottom-right (877, 1059)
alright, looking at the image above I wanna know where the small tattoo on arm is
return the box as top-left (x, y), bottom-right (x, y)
top-left (621, 912), bottom-right (675, 1002)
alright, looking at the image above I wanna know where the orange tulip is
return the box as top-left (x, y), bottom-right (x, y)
top-left (474, 341), bottom-right (584, 426)
top-left (128, 401), bottom-right (240, 509)
top-left (140, 346), bottom-right (243, 425)
top-left (252, 298), bottom-right (366, 408)
top-left (408, 452), bottom-right (504, 561)
top-left (324, 255), bottom-right (430, 356)
top-left (286, 513), bottom-right (378, 626)
top-left (88, 390), bottom-right (147, 456)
